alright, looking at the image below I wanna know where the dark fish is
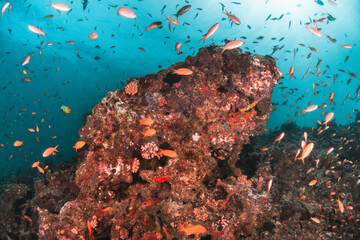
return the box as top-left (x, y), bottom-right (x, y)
top-left (327, 13), bottom-right (336, 21)
top-left (265, 14), bottom-right (272, 21)
top-left (279, 37), bottom-right (285, 42)
top-left (344, 56), bottom-right (349, 63)
top-left (231, 2), bottom-right (241, 5)
top-left (220, 3), bottom-right (225, 11)
top-left (82, 0), bottom-right (88, 10)
top-left (161, 4), bottom-right (166, 11)
top-left (314, 0), bottom-right (324, 5)
top-left (94, 56), bottom-right (101, 60)
top-left (175, 5), bottom-right (191, 18)
top-left (278, 14), bottom-right (284, 20)
top-left (247, 25), bottom-right (251, 29)
top-left (289, 21), bottom-right (291, 29)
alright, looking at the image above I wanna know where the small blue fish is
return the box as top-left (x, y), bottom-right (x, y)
top-left (314, 0), bottom-right (324, 5)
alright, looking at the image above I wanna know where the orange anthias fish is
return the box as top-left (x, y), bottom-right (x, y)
top-left (337, 198), bottom-right (344, 213)
top-left (1, 2), bottom-right (10, 18)
top-left (173, 68), bottom-right (193, 75)
top-left (142, 129), bottom-right (156, 138)
top-left (306, 26), bottom-right (322, 37)
top-left (164, 15), bottom-right (179, 25)
top-left (199, 23), bottom-right (219, 43)
top-left (43, 145), bottom-right (59, 157)
top-left (224, 11), bottom-right (241, 25)
top-left (49, 2), bottom-right (71, 12)
top-left (145, 21), bottom-right (162, 31)
top-left (178, 223), bottom-right (207, 237)
top-left (274, 132), bottom-right (285, 144)
top-left (117, 7), bottom-right (136, 18)
top-left (89, 32), bottom-right (98, 39)
top-left (87, 220), bottom-right (95, 240)
top-left (139, 118), bottom-right (154, 126)
top-left (73, 141), bottom-right (86, 152)
top-left (220, 40), bottom-right (244, 54)
top-left (60, 105), bottom-right (71, 114)
top-left (14, 140), bottom-right (23, 147)
top-left (22, 54), bottom-right (31, 66)
top-left (298, 142), bottom-right (314, 164)
top-left (28, 25), bottom-right (46, 37)
top-left (158, 149), bottom-right (177, 158)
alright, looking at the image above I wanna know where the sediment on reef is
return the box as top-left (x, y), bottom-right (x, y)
top-left (34, 45), bottom-right (282, 239)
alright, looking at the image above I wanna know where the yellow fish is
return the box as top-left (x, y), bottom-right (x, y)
top-left (60, 105), bottom-right (71, 114)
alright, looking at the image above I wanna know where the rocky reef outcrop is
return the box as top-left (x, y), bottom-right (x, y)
top-left (35, 45), bottom-right (282, 239)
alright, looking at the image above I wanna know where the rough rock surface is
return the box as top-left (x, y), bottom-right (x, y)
top-left (36, 45), bottom-right (282, 239)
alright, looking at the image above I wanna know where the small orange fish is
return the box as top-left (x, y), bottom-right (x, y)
top-left (306, 26), bottom-right (322, 37)
top-left (87, 220), bottom-right (95, 240)
top-left (337, 198), bottom-right (344, 213)
top-left (23, 215), bottom-right (32, 222)
top-left (89, 32), bottom-right (98, 39)
top-left (220, 40), bottom-right (244, 54)
top-left (142, 129), bottom-right (156, 138)
top-left (308, 179), bottom-right (317, 186)
top-left (162, 226), bottom-right (169, 239)
top-left (224, 10), bottom-right (240, 25)
top-left (66, 40), bottom-right (76, 44)
top-left (27, 128), bottom-right (35, 132)
top-left (175, 42), bottom-right (182, 55)
top-left (32, 161), bottom-right (40, 168)
top-left (173, 68), bottom-right (193, 75)
top-left (73, 141), bottom-right (86, 152)
top-left (324, 112), bottom-right (334, 125)
top-left (139, 118), bottom-right (154, 126)
top-left (14, 140), bottom-right (23, 147)
top-left (22, 54), bottom-right (31, 66)
top-left (28, 25), bottom-right (46, 37)
top-left (310, 217), bottom-right (320, 223)
top-left (274, 132), bottom-right (285, 144)
top-left (100, 207), bottom-right (112, 212)
top-left (42, 145), bottom-right (59, 157)
top-left (1, 2), bottom-right (10, 18)
top-left (267, 178), bottom-right (273, 193)
top-left (158, 149), bottom-right (177, 158)
top-left (178, 224), bottom-right (207, 237)
top-left (199, 23), bottom-right (219, 43)
top-left (49, 2), bottom-right (71, 12)
top-left (60, 105), bottom-right (71, 114)
top-left (117, 7), bottom-right (136, 18)
top-left (298, 143), bottom-right (314, 164)
top-left (341, 44), bottom-right (352, 49)
top-left (164, 15), bottom-right (179, 25)
top-left (145, 21), bottom-right (162, 31)
top-left (261, 147), bottom-right (269, 151)
top-left (37, 165), bottom-right (45, 174)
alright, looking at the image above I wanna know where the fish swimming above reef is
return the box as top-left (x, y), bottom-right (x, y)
top-left (314, 0), bottom-right (324, 5)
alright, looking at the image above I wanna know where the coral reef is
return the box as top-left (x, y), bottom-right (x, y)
top-left (34, 45), bottom-right (281, 239)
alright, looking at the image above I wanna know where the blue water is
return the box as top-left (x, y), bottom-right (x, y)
top-left (0, 0), bottom-right (359, 175)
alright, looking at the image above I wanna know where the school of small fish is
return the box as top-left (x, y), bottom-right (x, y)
top-left (0, 0), bottom-right (359, 238)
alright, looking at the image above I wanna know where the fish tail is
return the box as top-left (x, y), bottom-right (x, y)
top-left (199, 38), bottom-right (205, 44)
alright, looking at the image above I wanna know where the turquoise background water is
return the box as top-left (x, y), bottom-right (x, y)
top-left (0, 0), bottom-right (359, 175)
